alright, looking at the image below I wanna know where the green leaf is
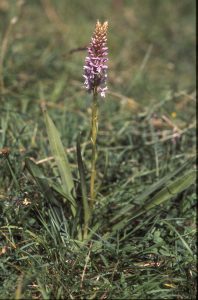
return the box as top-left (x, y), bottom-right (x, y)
top-left (112, 159), bottom-right (195, 222)
top-left (50, 181), bottom-right (78, 207)
top-left (25, 158), bottom-right (59, 206)
top-left (44, 110), bottom-right (77, 216)
top-left (25, 158), bottom-right (77, 209)
top-left (76, 135), bottom-right (91, 226)
top-left (144, 170), bottom-right (196, 210)
top-left (112, 169), bottom-right (196, 232)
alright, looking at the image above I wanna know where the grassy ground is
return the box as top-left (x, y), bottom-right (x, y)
top-left (0, 0), bottom-right (196, 299)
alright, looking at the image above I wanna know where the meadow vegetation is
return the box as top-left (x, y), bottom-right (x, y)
top-left (0, 0), bottom-right (196, 299)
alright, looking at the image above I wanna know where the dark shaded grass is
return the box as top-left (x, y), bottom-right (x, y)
top-left (0, 0), bottom-right (196, 299)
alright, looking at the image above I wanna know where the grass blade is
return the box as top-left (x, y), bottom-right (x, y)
top-left (162, 220), bottom-right (194, 256)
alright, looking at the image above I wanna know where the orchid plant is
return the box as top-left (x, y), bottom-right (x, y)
top-left (26, 21), bottom-right (108, 241)
top-left (83, 21), bottom-right (108, 208)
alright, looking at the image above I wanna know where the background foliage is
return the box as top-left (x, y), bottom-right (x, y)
top-left (0, 0), bottom-right (196, 299)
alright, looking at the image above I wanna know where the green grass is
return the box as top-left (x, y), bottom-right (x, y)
top-left (0, 0), bottom-right (196, 299)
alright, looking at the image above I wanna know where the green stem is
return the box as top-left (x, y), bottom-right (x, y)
top-left (90, 88), bottom-right (98, 208)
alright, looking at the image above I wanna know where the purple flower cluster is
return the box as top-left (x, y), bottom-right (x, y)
top-left (83, 21), bottom-right (108, 97)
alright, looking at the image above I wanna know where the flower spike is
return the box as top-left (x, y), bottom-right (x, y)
top-left (83, 20), bottom-right (108, 97)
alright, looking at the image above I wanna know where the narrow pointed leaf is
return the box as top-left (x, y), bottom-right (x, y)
top-left (25, 158), bottom-right (59, 206)
top-left (112, 169), bottom-right (196, 232)
top-left (144, 170), bottom-right (196, 210)
top-left (76, 135), bottom-right (91, 226)
top-left (44, 110), bottom-right (77, 215)
top-left (112, 159), bottom-right (194, 222)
